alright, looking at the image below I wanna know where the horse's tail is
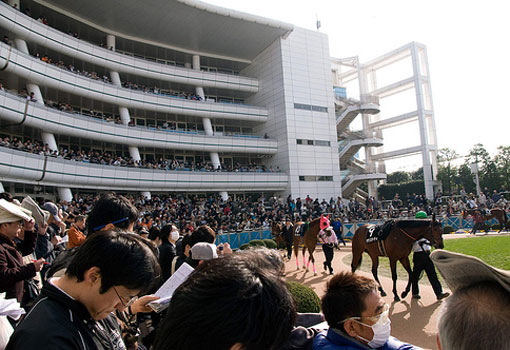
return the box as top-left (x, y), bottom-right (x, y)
top-left (351, 226), bottom-right (365, 272)
top-left (353, 254), bottom-right (362, 272)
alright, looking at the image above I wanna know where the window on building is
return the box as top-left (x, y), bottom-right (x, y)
top-left (315, 140), bottom-right (331, 146)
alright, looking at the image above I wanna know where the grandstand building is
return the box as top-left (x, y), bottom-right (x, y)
top-left (0, 0), bottom-right (343, 201)
top-left (0, 0), bottom-right (437, 202)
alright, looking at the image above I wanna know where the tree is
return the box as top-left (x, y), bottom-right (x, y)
top-left (465, 144), bottom-right (501, 192)
top-left (437, 148), bottom-right (459, 194)
top-left (495, 146), bottom-right (510, 191)
top-left (386, 171), bottom-right (410, 184)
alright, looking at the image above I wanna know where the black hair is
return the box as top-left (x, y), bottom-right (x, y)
top-left (153, 252), bottom-right (296, 350)
top-left (190, 225), bottom-right (216, 247)
top-left (0, 192), bottom-right (13, 202)
top-left (148, 226), bottom-right (160, 241)
top-left (159, 224), bottom-right (172, 242)
top-left (86, 193), bottom-right (138, 233)
top-left (321, 271), bottom-right (378, 330)
top-left (66, 230), bottom-right (160, 294)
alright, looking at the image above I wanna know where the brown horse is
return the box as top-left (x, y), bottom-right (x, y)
top-left (462, 208), bottom-right (508, 232)
top-left (351, 216), bottom-right (444, 301)
top-left (271, 222), bottom-right (286, 249)
top-left (292, 218), bottom-right (332, 275)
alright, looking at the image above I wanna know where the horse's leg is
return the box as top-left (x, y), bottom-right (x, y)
top-left (399, 256), bottom-right (413, 299)
top-left (370, 254), bottom-right (386, 297)
top-left (309, 247), bottom-right (316, 276)
top-left (389, 258), bottom-right (400, 301)
top-left (293, 241), bottom-right (300, 270)
top-left (304, 245), bottom-right (309, 271)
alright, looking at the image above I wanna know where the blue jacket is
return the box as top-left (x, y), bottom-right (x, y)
top-left (313, 328), bottom-right (421, 350)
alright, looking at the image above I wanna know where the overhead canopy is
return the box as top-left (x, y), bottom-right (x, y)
top-left (33, 0), bottom-right (294, 62)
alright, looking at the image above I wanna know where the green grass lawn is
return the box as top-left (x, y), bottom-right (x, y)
top-left (443, 235), bottom-right (510, 270)
top-left (342, 235), bottom-right (510, 282)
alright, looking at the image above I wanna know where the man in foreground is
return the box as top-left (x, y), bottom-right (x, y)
top-left (7, 230), bottom-right (160, 349)
top-left (153, 251), bottom-right (296, 350)
top-left (313, 271), bottom-right (420, 350)
top-left (431, 250), bottom-right (510, 350)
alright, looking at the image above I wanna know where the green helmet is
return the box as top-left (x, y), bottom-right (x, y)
top-left (415, 211), bottom-right (428, 219)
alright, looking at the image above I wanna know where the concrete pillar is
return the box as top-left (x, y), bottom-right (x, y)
top-left (411, 44), bottom-right (434, 200)
top-left (14, 38), bottom-right (29, 54)
top-left (26, 83), bottom-right (44, 106)
top-left (109, 70), bottom-right (122, 86)
top-left (106, 34), bottom-right (116, 51)
top-left (128, 146), bottom-right (141, 162)
top-left (109, 72), bottom-right (131, 125)
top-left (0, 182), bottom-right (5, 193)
top-left (41, 132), bottom-right (58, 152)
top-left (57, 187), bottom-right (73, 202)
top-left (192, 55), bottom-right (222, 172)
top-left (14, 36), bottom-right (73, 198)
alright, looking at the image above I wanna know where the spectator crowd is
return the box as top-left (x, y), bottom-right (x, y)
top-left (0, 137), bottom-right (280, 173)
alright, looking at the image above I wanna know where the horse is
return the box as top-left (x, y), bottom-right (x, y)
top-left (462, 208), bottom-right (508, 232)
top-left (293, 217), bottom-right (334, 275)
top-left (271, 222), bottom-right (286, 249)
top-left (351, 216), bottom-right (444, 301)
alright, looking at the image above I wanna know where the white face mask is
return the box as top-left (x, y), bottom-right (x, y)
top-left (170, 231), bottom-right (179, 241)
top-left (354, 311), bottom-right (391, 348)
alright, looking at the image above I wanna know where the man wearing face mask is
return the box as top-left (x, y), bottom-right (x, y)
top-left (313, 272), bottom-right (421, 350)
top-left (158, 224), bottom-right (179, 281)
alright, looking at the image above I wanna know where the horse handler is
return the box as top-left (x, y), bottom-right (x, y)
top-left (411, 211), bottom-right (450, 300)
top-left (282, 218), bottom-right (294, 260)
top-left (318, 216), bottom-right (337, 275)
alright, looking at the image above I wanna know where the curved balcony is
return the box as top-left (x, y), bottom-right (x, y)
top-left (0, 91), bottom-right (277, 154)
top-left (0, 43), bottom-right (268, 122)
top-left (0, 148), bottom-right (288, 192)
top-left (0, 4), bottom-right (259, 93)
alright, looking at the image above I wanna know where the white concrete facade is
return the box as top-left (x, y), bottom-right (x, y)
top-left (0, 1), bottom-right (343, 200)
top-left (243, 28), bottom-right (342, 199)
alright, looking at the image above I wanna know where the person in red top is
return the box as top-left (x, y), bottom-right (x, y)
top-left (66, 215), bottom-right (86, 249)
top-left (471, 209), bottom-right (487, 235)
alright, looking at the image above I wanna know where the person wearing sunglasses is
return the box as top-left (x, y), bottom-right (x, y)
top-left (313, 272), bottom-right (420, 350)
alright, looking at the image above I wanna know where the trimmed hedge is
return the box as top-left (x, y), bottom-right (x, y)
top-left (240, 243), bottom-right (250, 250)
top-left (263, 239), bottom-right (278, 249)
top-left (286, 281), bottom-right (321, 313)
top-left (248, 239), bottom-right (266, 247)
top-left (443, 225), bottom-right (455, 234)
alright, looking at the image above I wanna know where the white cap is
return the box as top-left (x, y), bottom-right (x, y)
top-left (191, 242), bottom-right (218, 261)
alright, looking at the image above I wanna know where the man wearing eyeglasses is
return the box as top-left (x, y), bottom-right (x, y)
top-left (7, 231), bottom-right (160, 350)
top-left (313, 272), bottom-right (421, 350)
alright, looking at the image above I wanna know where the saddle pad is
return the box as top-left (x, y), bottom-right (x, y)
top-left (294, 224), bottom-right (304, 236)
top-left (365, 220), bottom-right (394, 243)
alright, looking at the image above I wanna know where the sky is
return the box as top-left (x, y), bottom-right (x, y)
top-left (204, 0), bottom-right (510, 171)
